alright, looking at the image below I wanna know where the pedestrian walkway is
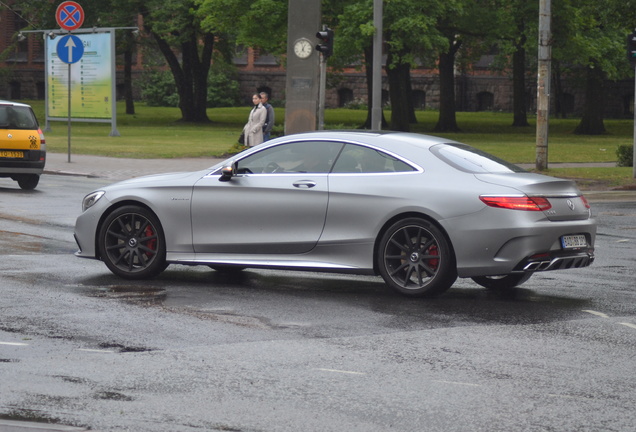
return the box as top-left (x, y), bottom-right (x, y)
top-left (45, 152), bottom-right (223, 181)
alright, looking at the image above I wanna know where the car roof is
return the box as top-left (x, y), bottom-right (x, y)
top-left (0, 100), bottom-right (32, 108)
top-left (270, 130), bottom-right (461, 152)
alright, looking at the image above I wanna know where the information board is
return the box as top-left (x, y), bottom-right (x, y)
top-left (47, 33), bottom-right (112, 119)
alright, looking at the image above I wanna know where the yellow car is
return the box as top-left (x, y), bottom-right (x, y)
top-left (0, 100), bottom-right (46, 190)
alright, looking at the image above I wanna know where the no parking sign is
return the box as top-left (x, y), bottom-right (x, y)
top-left (56, 1), bottom-right (85, 31)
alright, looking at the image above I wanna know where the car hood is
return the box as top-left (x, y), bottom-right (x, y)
top-left (103, 169), bottom-right (212, 190)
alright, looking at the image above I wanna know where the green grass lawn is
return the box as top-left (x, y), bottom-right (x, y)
top-left (24, 100), bottom-right (636, 189)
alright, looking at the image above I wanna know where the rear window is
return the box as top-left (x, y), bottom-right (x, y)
top-left (0, 105), bottom-right (38, 130)
top-left (430, 143), bottom-right (526, 174)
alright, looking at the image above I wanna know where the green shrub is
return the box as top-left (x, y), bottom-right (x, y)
top-left (139, 69), bottom-right (179, 107)
top-left (616, 144), bottom-right (634, 167)
top-left (140, 61), bottom-right (241, 108)
top-left (206, 61), bottom-right (241, 108)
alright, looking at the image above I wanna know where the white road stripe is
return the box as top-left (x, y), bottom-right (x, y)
top-left (618, 322), bottom-right (636, 330)
top-left (433, 380), bottom-right (481, 387)
top-left (0, 341), bottom-right (29, 346)
top-left (315, 368), bottom-right (366, 375)
top-left (582, 310), bottom-right (610, 318)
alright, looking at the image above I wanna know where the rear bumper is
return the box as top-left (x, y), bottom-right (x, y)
top-left (514, 248), bottom-right (595, 272)
top-left (0, 150), bottom-right (46, 176)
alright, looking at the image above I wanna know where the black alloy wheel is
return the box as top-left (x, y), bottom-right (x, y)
top-left (378, 218), bottom-right (456, 297)
top-left (98, 205), bottom-right (167, 279)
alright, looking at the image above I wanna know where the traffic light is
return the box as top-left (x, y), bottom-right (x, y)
top-left (627, 32), bottom-right (636, 66)
top-left (316, 28), bottom-right (334, 58)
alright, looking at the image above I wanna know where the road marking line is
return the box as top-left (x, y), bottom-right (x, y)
top-left (315, 368), bottom-right (366, 375)
top-left (433, 380), bottom-right (481, 387)
top-left (582, 310), bottom-right (609, 318)
top-left (618, 322), bottom-right (636, 330)
top-left (0, 342), bottom-right (29, 346)
top-left (547, 393), bottom-right (591, 400)
top-left (76, 348), bottom-right (115, 353)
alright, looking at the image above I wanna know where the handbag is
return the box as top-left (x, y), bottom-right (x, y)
top-left (238, 132), bottom-right (245, 145)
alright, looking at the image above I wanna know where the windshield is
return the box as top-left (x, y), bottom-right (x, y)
top-left (0, 105), bottom-right (38, 130)
top-left (430, 143), bottom-right (526, 174)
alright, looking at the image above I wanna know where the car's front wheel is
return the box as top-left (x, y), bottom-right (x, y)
top-left (471, 273), bottom-right (532, 290)
top-left (98, 205), bottom-right (167, 279)
top-left (377, 218), bottom-right (456, 297)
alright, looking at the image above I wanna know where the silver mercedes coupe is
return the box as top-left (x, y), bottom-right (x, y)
top-left (74, 131), bottom-right (596, 297)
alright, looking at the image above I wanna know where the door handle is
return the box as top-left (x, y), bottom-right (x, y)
top-left (293, 180), bottom-right (317, 188)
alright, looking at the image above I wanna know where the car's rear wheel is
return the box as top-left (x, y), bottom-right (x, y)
top-left (471, 273), bottom-right (532, 290)
top-left (378, 218), bottom-right (456, 297)
top-left (98, 205), bottom-right (167, 279)
top-left (16, 174), bottom-right (39, 190)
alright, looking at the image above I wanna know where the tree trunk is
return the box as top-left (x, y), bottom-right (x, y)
top-left (574, 64), bottom-right (606, 135)
top-left (151, 32), bottom-right (213, 122)
top-left (123, 41), bottom-right (135, 115)
top-left (406, 73), bottom-right (417, 124)
top-left (386, 50), bottom-right (411, 132)
top-left (361, 47), bottom-right (388, 129)
top-left (434, 40), bottom-right (461, 133)
top-left (552, 61), bottom-right (567, 119)
top-left (511, 38), bottom-right (529, 127)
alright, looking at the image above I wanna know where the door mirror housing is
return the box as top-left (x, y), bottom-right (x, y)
top-left (219, 165), bottom-right (235, 182)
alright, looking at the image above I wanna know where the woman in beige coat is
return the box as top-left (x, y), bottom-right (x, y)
top-left (243, 94), bottom-right (267, 147)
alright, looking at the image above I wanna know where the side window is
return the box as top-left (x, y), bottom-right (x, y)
top-left (332, 144), bottom-right (415, 173)
top-left (236, 141), bottom-right (343, 174)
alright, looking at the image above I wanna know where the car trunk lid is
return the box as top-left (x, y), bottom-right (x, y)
top-left (475, 173), bottom-right (591, 221)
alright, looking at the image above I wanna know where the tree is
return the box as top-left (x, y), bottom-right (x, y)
top-left (433, 0), bottom-right (501, 132)
top-left (136, 0), bottom-right (217, 122)
top-left (334, 0), bottom-right (446, 131)
top-left (553, 0), bottom-right (635, 135)
top-left (382, 0), bottom-right (445, 131)
top-left (492, 0), bottom-right (538, 126)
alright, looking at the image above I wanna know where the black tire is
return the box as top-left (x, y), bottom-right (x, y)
top-left (17, 174), bottom-right (40, 190)
top-left (377, 218), bottom-right (456, 297)
top-left (98, 205), bottom-right (167, 279)
top-left (471, 273), bottom-right (532, 290)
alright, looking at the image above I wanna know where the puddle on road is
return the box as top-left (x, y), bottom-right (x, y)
top-left (0, 229), bottom-right (71, 255)
top-left (85, 285), bottom-right (168, 304)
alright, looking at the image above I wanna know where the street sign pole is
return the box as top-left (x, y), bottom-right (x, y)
top-left (628, 31), bottom-right (636, 178)
top-left (67, 62), bottom-right (71, 162)
top-left (57, 34), bottom-right (84, 162)
top-left (56, 1), bottom-right (85, 162)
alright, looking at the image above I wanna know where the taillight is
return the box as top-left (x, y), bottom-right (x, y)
top-left (580, 195), bottom-right (590, 209)
top-left (480, 195), bottom-right (552, 211)
top-left (38, 128), bottom-right (46, 145)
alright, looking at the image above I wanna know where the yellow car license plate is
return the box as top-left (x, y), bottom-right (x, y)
top-left (0, 151), bottom-right (24, 158)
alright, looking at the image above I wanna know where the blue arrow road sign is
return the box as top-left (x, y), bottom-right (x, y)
top-left (56, 34), bottom-right (84, 64)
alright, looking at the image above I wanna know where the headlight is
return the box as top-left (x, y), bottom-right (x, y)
top-left (82, 190), bottom-right (105, 212)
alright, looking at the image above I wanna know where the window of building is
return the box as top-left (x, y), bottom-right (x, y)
top-left (338, 88), bottom-right (354, 107)
top-left (413, 90), bottom-right (426, 109)
top-left (477, 91), bottom-right (494, 111)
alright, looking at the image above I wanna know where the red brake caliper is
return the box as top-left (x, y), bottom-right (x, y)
top-left (145, 225), bottom-right (156, 257)
top-left (427, 244), bottom-right (439, 269)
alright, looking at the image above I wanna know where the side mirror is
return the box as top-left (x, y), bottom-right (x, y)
top-left (219, 165), bottom-right (234, 182)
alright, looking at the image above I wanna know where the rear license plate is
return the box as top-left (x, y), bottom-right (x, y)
top-left (0, 150), bottom-right (24, 158)
top-left (561, 234), bottom-right (587, 249)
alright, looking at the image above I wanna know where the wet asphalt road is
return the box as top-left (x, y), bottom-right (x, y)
top-left (0, 174), bottom-right (635, 432)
